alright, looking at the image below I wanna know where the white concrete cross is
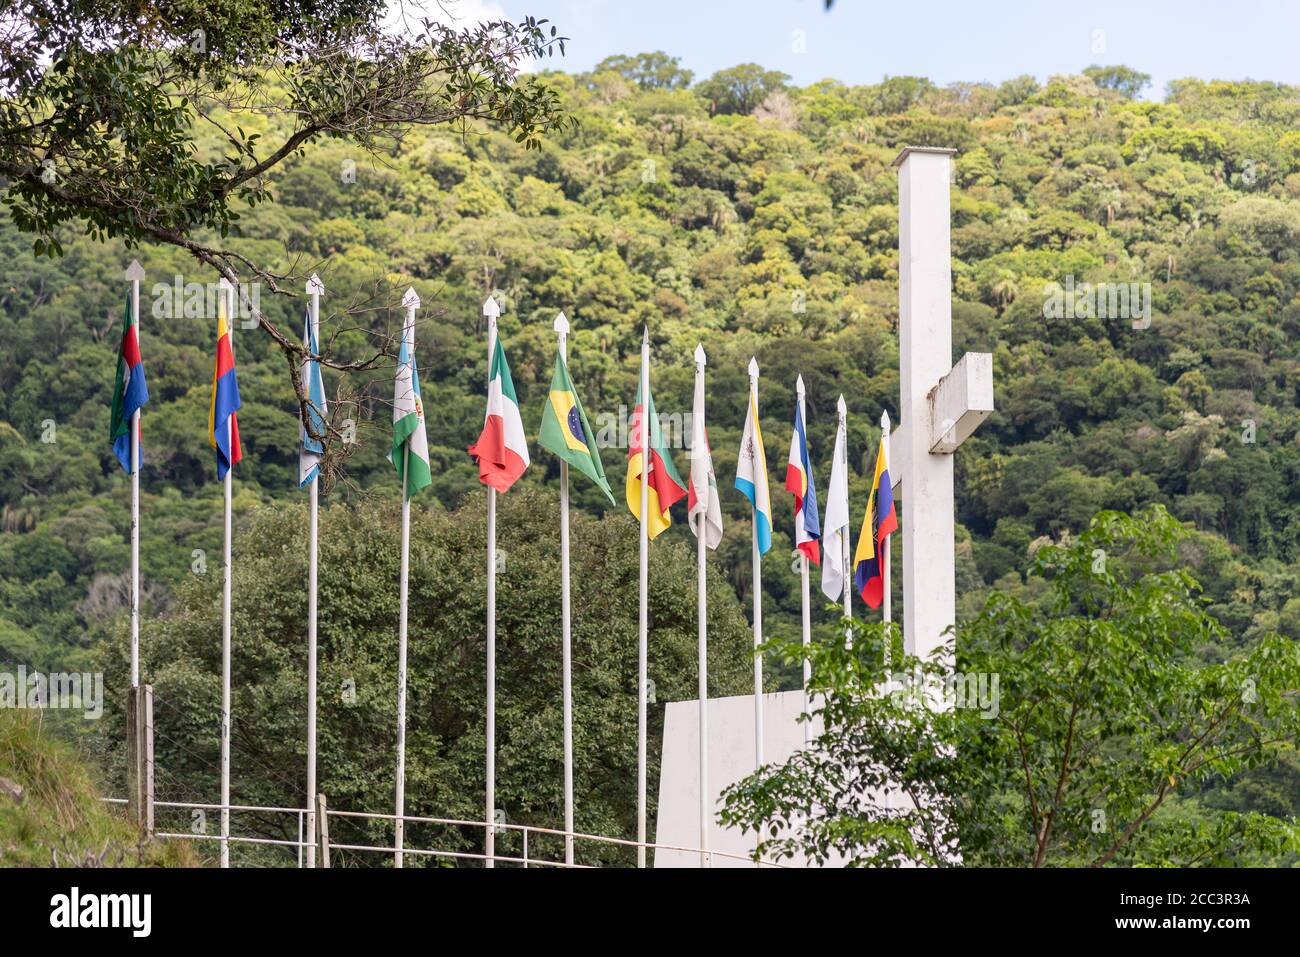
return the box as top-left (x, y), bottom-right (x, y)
top-left (888, 147), bottom-right (995, 664)
top-left (656, 146), bottom-right (995, 866)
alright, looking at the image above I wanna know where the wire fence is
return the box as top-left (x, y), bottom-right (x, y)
top-left (111, 687), bottom-right (788, 868)
top-left (105, 797), bottom-right (787, 869)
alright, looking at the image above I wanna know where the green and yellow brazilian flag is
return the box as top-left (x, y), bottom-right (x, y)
top-left (538, 347), bottom-right (615, 504)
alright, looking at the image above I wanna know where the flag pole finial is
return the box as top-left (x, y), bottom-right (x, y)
top-left (837, 394), bottom-right (847, 417)
top-left (881, 409), bottom-right (891, 432)
top-left (748, 356), bottom-right (759, 378)
top-left (553, 311), bottom-right (570, 335)
top-left (694, 343), bottom-right (706, 366)
top-left (796, 373), bottom-right (805, 396)
top-left (124, 260), bottom-right (145, 282)
top-left (482, 295), bottom-right (500, 319)
top-left (401, 289), bottom-right (420, 349)
top-left (307, 273), bottom-right (325, 296)
top-left (216, 276), bottom-right (236, 326)
top-left (642, 324), bottom-right (649, 346)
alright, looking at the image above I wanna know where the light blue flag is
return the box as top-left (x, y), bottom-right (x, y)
top-left (298, 305), bottom-right (327, 488)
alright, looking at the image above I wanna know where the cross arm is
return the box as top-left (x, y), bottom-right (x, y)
top-left (929, 351), bottom-right (993, 454)
top-left (889, 351), bottom-right (994, 493)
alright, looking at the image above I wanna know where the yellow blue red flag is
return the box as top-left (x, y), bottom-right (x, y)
top-left (208, 304), bottom-right (242, 480)
top-left (853, 433), bottom-right (898, 609)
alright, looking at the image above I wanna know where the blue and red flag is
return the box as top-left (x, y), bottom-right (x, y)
top-left (109, 295), bottom-right (149, 473)
top-left (853, 432), bottom-right (898, 609)
top-left (785, 402), bottom-right (821, 565)
top-left (208, 308), bottom-right (242, 479)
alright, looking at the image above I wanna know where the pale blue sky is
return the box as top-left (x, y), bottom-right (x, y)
top-left (463, 0), bottom-right (1300, 99)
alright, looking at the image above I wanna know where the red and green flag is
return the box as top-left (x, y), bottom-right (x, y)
top-left (625, 372), bottom-right (686, 540)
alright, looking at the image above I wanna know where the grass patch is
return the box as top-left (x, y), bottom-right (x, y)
top-left (0, 709), bottom-right (196, 867)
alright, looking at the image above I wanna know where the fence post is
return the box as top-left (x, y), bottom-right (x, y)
top-left (125, 684), bottom-right (154, 840)
top-left (316, 793), bottom-right (330, 869)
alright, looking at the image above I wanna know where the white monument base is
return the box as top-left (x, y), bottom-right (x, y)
top-left (653, 689), bottom-right (845, 868)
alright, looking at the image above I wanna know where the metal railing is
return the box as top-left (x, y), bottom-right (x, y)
top-left (326, 808), bottom-right (787, 868)
top-left (107, 797), bottom-right (788, 868)
top-left (150, 800), bottom-right (309, 868)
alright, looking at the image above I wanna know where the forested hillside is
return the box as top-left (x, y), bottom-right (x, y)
top-left (2, 58), bottom-right (1300, 848)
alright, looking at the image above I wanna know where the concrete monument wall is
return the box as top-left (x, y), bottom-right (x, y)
top-left (654, 689), bottom-right (845, 868)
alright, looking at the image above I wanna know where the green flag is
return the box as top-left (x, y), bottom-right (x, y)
top-left (389, 323), bottom-right (432, 498)
top-left (538, 349), bottom-right (614, 504)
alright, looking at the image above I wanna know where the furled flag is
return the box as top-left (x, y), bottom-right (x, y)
top-left (735, 389), bottom-right (772, 556)
top-left (626, 369), bottom-right (687, 540)
top-left (853, 432), bottom-right (898, 609)
top-left (298, 306), bottom-right (328, 488)
top-left (208, 303), bottom-right (242, 480)
top-left (109, 295), bottom-right (149, 473)
top-left (688, 347), bottom-right (722, 549)
top-left (785, 399), bottom-right (821, 565)
top-left (538, 346), bottom-right (614, 504)
top-left (469, 336), bottom-right (530, 493)
top-left (389, 318), bottom-right (432, 497)
top-left (820, 399), bottom-right (849, 601)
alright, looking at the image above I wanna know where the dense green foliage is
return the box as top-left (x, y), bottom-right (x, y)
top-left (89, 489), bottom-right (753, 865)
top-left (3, 56), bottom-right (1300, 860)
top-left (721, 507), bottom-right (1300, 867)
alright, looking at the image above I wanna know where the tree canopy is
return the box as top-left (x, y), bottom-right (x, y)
top-left (0, 1), bottom-right (573, 404)
top-left (721, 507), bottom-right (1300, 867)
top-left (4, 50), bottom-right (1300, 862)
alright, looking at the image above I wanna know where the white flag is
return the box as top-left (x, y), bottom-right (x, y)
top-left (688, 364), bottom-right (723, 549)
top-left (821, 405), bottom-right (849, 601)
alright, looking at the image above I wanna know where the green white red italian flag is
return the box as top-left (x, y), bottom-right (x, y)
top-left (468, 336), bottom-right (530, 492)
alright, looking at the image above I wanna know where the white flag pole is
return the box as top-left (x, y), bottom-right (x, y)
top-left (748, 358), bottom-right (763, 771)
top-left (305, 273), bottom-right (324, 868)
top-left (125, 259), bottom-right (145, 690)
top-left (394, 286), bottom-right (419, 869)
top-left (796, 374), bottom-right (811, 745)
top-left (693, 344), bottom-right (710, 867)
top-left (484, 294), bottom-right (501, 868)
top-left (881, 410), bottom-right (893, 671)
top-left (838, 397), bottom-right (852, 643)
top-left (637, 326), bottom-right (650, 869)
top-left (218, 277), bottom-right (235, 870)
top-left (554, 310), bottom-right (575, 867)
